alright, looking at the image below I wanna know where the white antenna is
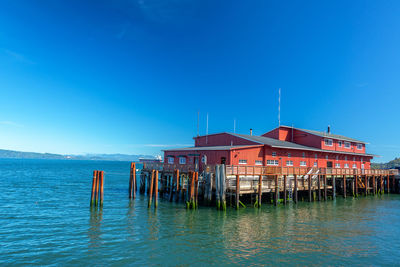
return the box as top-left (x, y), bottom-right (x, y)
top-left (206, 113), bottom-right (209, 144)
top-left (197, 111), bottom-right (199, 137)
top-left (233, 118), bottom-right (236, 133)
top-left (278, 88), bottom-right (281, 126)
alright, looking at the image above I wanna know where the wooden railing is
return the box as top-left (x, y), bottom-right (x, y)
top-left (141, 162), bottom-right (391, 176)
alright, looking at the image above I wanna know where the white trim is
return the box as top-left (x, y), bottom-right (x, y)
top-left (238, 159), bottom-right (247, 165)
top-left (255, 160), bottom-right (263, 165)
top-left (324, 139), bottom-right (333, 146)
top-left (286, 160), bottom-right (293, 166)
top-left (356, 143), bottom-right (363, 150)
top-left (344, 142), bottom-right (351, 149)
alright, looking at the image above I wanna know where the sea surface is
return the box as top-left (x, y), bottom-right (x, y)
top-left (1, 159), bottom-right (400, 266)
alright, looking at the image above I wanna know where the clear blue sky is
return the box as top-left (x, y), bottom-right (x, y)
top-left (0, 0), bottom-right (399, 162)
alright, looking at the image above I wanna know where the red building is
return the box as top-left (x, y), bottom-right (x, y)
top-left (163, 126), bottom-right (374, 170)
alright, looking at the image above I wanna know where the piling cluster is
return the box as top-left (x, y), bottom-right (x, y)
top-left (90, 170), bottom-right (104, 208)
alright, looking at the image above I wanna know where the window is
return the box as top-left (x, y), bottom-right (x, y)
top-left (302, 152), bottom-right (305, 158)
top-left (300, 161), bottom-right (307, 167)
top-left (345, 156), bottom-right (347, 161)
top-left (361, 157), bottom-right (363, 163)
top-left (326, 155), bottom-right (329, 160)
top-left (315, 154), bottom-right (318, 159)
top-left (344, 142), bottom-right (351, 148)
top-left (344, 163), bottom-right (349, 168)
top-left (286, 160), bottom-right (293, 166)
top-left (338, 140), bottom-right (343, 147)
top-left (336, 155), bottom-right (339, 161)
top-left (357, 144), bottom-right (363, 150)
top-left (324, 139), bottom-right (333, 146)
top-left (267, 160), bottom-right (279, 166)
top-left (314, 162), bottom-right (318, 167)
top-left (168, 157), bottom-right (174, 164)
top-left (201, 155), bottom-right (207, 164)
top-left (239, 159), bottom-right (247, 165)
top-left (352, 164), bottom-right (357, 169)
top-left (255, 160), bottom-right (263, 165)
top-left (353, 156), bottom-right (356, 162)
top-left (361, 164), bottom-right (365, 169)
top-left (335, 163), bottom-right (340, 168)
top-left (179, 157), bottom-right (186, 164)
top-left (288, 153), bottom-right (291, 158)
top-left (272, 152), bottom-right (277, 157)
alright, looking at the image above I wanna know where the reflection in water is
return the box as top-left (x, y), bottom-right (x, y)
top-left (88, 207), bottom-right (103, 249)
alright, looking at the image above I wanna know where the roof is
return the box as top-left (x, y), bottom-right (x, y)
top-left (162, 145), bottom-right (261, 152)
top-left (280, 126), bottom-right (366, 144)
top-left (229, 133), bottom-right (376, 157)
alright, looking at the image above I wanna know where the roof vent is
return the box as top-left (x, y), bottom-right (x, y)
top-left (250, 128), bottom-right (253, 136)
top-left (327, 125), bottom-right (331, 134)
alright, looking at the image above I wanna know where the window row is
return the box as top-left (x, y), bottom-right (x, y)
top-left (325, 139), bottom-right (363, 150)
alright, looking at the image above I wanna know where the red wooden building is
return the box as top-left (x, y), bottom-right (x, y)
top-left (163, 126), bottom-right (374, 170)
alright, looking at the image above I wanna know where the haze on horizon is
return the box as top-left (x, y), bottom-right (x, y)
top-left (0, 0), bottom-right (399, 163)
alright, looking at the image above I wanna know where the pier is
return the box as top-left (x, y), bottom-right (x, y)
top-left (137, 163), bottom-right (398, 209)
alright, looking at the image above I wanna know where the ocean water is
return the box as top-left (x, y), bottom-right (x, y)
top-left (1, 158), bottom-right (400, 266)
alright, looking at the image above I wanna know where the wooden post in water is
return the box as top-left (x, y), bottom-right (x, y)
top-left (324, 175), bottom-right (327, 201)
top-left (365, 175), bottom-right (368, 196)
top-left (194, 172), bottom-right (199, 208)
top-left (343, 175), bottom-right (346, 198)
top-left (148, 170), bottom-right (154, 208)
top-left (154, 170), bottom-right (159, 209)
top-left (129, 165), bottom-right (133, 199)
top-left (380, 175), bottom-right (384, 194)
top-left (294, 174), bottom-right (298, 204)
top-left (258, 174), bottom-right (262, 208)
top-left (355, 175), bottom-right (358, 197)
top-left (283, 175), bottom-right (287, 205)
top-left (91, 170), bottom-right (98, 206)
top-left (236, 174), bottom-right (240, 210)
top-left (332, 176), bottom-right (336, 199)
top-left (372, 175), bottom-right (376, 195)
top-left (387, 175), bottom-right (390, 194)
top-left (308, 174), bottom-right (312, 202)
top-left (95, 170), bottom-right (100, 206)
top-left (317, 175), bottom-right (321, 201)
top-left (132, 163), bottom-right (136, 199)
top-left (99, 171), bottom-right (104, 207)
top-left (274, 175), bottom-right (279, 206)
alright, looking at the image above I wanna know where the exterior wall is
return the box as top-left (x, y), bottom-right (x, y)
top-left (164, 146), bottom-right (372, 169)
top-left (164, 150), bottom-right (231, 165)
top-left (264, 126), bottom-right (366, 154)
top-left (194, 133), bottom-right (258, 147)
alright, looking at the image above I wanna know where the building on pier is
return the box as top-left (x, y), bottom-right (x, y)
top-left (163, 126), bottom-right (375, 170)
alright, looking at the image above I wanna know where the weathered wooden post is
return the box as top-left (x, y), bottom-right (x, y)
top-left (283, 175), bottom-right (287, 205)
top-left (215, 165), bottom-right (221, 209)
top-left (294, 174), bottom-right (298, 203)
top-left (365, 175), bottom-right (368, 196)
top-left (332, 175), bottom-right (336, 199)
top-left (91, 170), bottom-right (98, 206)
top-left (317, 175), bottom-right (321, 201)
top-left (387, 175), bottom-right (390, 194)
top-left (236, 174), bottom-right (240, 210)
top-left (308, 174), bottom-right (312, 202)
top-left (194, 172), bottom-right (199, 208)
top-left (95, 170), bottom-right (100, 206)
top-left (132, 163), bottom-right (136, 199)
top-left (148, 170), bottom-right (154, 208)
top-left (220, 165), bottom-right (227, 211)
top-left (274, 175), bottom-right (279, 206)
top-left (129, 165), bottom-right (133, 199)
top-left (154, 170), bottom-right (159, 209)
top-left (324, 175), bottom-right (327, 201)
top-left (343, 175), bottom-right (346, 198)
top-left (258, 174), bottom-right (262, 208)
top-left (372, 175), bottom-right (376, 195)
top-left (355, 175), bottom-right (358, 197)
top-left (99, 171), bottom-right (104, 206)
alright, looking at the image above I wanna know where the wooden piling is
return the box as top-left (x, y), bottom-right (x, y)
top-left (99, 171), bottom-right (104, 206)
top-left (308, 174), bottom-right (312, 202)
top-left (283, 175), bottom-right (287, 205)
top-left (148, 170), bottom-right (154, 208)
top-left (372, 175), bottom-right (376, 195)
top-left (324, 175), bottom-right (327, 201)
top-left (343, 175), bottom-right (346, 198)
top-left (294, 174), bottom-right (298, 203)
top-left (236, 174), bottom-right (240, 209)
top-left (258, 175), bottom-right (262, 208)
top-left (387, 175), bottom-right (390, 194)
top-left (355, 175), bottom-right (358, 197)
top-left (365, 175), bottom-right (368, 196)
top-left (332, 176), bottom-right (336, 199)
top-left (317, 175), bottom-right (321, 201)
top-left (154, 170), bottom-right (159, 209)
top-left (194, 172), bottom-right (199, 208)
top-left (132, 163), bottom-right (136, 199)
top-left (129, 165), bottom-right (133, 199)
top-left (274, 175), bottom-right (279, 206)
top-left (91, 170), bottom-right (98, 206)
top-left (95, 170), bottom-right (100, 206)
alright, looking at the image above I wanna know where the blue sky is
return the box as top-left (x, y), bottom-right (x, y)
top-left (0, 0), bottom-right (399, 162)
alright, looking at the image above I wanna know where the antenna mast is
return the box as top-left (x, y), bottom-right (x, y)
top-left (278, 88), bottom-right (281, 127)
top-left (233, 118), bottom-right (236, 133)
top-left (206, 113), bottom-right (209, 144)
top-left (197, 111), bottom-right (199, 137)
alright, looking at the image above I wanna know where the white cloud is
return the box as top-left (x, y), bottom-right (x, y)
top-left (0, 121), bottom-right (23, 127)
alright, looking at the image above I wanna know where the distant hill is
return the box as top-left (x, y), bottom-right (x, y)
top-left (0, 149), bottom-right (156, 162)
top-left (371, 157), bottom-right (400, 169)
